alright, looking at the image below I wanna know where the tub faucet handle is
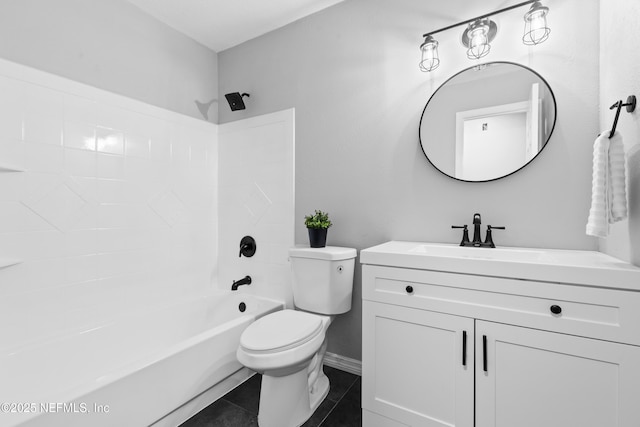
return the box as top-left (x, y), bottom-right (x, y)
top-left (239, 243), bottom-right (250, 257)
top-left (239, 236), bottom-right (256, 258)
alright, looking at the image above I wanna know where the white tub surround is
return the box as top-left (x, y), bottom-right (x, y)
top-left (0, 58), bottom-right (219, 356)
top-left (0, 57), bottom-right (226, 427)
top-left (0, 163), bottom-right (24, 172)
top-left (0, 54), bottom-right (302, 427)
top-left (218, 109), bottom-right (296, 306)
top-left (0, 258), bottom-right (21, 269)
top-left (361, 241), bottom-right (640, 427)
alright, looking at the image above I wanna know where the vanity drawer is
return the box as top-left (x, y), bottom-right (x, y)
top-left (362, 265), bottom-right (640, 346)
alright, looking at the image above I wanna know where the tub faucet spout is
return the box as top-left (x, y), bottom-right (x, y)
top-left (231, 275), bottom-right (252, 291)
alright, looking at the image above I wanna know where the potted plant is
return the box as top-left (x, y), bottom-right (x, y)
top-left (304, 210), bottom-right (332, 248)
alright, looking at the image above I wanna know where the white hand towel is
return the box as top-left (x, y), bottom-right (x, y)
top-left (586, 131), bottom-right (628, 237)
top-left (608, 132), bottom-right (628, 222)
top-left (586, 133), bottom-right (610, 237)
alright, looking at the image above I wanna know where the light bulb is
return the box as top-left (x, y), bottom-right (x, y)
top-left (419, 35), bottom-right (440, 72)
top-left (523, 1), bottom-right (550, 45)
top-left (466, 21), bottom-right (491, 59)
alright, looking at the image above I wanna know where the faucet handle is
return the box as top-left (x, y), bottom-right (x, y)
top-left (452, 225), bottom-right (470, 246)
top-left (484, 225), bottom-right (505, 248)
top-left (239, 236), bottom-right (256, 258)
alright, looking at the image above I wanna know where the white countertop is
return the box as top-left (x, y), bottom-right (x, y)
top-left (360, 241), bottom-right (640, 291)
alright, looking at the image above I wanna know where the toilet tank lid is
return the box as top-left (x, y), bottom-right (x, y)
top-left (289, 246), bottom-right (357, 261)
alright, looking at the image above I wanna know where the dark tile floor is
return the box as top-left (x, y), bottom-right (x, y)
top-left (180, 366), bottom-right (361, 427)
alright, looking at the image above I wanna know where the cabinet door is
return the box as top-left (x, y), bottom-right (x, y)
top-left (362, 301), bottom-right (474, 427)
top-left (476, 320), bottom-right (640, 427)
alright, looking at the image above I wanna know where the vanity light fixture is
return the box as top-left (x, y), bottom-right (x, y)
top-left (419, 0), bottom-right (550, 72)
top-left (419, 35), bottom-right (440, 72)
top-left (462, 19), bottom-right (497, 60)
top-left (522, 1), bottom-right (550, 45)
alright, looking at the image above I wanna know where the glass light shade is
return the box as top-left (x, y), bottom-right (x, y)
top-left (523, 1), bottom-right (550, 45)
top-left (419, 35), bottom-right (440, 72)
top-left (466, 21), bottom-right (491, 60)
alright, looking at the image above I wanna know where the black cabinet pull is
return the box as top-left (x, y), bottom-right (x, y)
top-left (550, 305), bottom-right (562, 315)
top-left (483, 335), bottom-right (488, 372)
top-left (406, 285), bottom-right (413, 294)
top-left (462, 330), bottom-right (467, 366)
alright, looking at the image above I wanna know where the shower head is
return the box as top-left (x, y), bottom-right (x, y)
top-left (225, 92), bottom-right (250, 111)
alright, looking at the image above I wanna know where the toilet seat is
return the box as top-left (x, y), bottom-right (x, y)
top-left (240, 310), bottom-right (323, 354)
top-left (237, 310), bottom-right (330, 376)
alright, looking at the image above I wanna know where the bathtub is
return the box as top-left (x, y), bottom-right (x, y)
top-left (0, 292), bottom-right (283, 427)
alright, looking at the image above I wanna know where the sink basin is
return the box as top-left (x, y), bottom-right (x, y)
top-left (360, 241), bottom-right (640, 290)
top-left (408, 244), bottom-right (545, 262)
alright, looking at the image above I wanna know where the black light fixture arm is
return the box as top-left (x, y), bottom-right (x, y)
top-left (422, 0), bottom-right (536, 37)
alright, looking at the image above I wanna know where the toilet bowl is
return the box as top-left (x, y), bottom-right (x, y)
top-left (236, 246), bottom-right (356, 427)
top-left (237, 310), bottom-right (333, 427)
top-left (237, 310), bottom-right (330, 374)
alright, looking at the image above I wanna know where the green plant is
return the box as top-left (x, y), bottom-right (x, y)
top-left (304, 210), bottom-right (332, 229)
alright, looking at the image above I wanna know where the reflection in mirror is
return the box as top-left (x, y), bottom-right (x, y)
top-left (419, 62), bottom-right (556, 182)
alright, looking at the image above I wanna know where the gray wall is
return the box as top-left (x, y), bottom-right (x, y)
top-left (0, 0), bottom-right (218, 122)
top-left (599, 0), bottom-right (640, 266)
top-left (219, 0), bottom-right (601, 361)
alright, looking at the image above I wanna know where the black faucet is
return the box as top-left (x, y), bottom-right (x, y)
top-left (452, 213), bottom-right (505, 248)
top-left (231, 275), bottom-right (252, 291)
top-left (472, 213), bottom-right (482, 246)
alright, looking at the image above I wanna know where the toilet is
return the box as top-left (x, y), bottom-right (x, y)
top-left (236, 246), bottom-right (357, 427)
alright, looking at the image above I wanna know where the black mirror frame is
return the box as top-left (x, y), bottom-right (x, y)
top-left (419, 61), bottom-right (558, 183)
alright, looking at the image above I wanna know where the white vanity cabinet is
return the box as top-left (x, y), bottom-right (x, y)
top-left (360, 242), bottom-right (640, 427)
top-left (362, 301), bottom-right (474, 426)
top-left (475, 321), bottom-right (640, 427)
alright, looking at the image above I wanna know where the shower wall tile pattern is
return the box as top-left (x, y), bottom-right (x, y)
top-left (218, 110), bottom-right (295, 307)
top-left (244, 183), bottom-right (273, 224)
top-left (0, 59), bottom-right (218, 354)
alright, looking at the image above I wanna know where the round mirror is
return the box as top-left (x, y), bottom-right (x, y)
top-left (419, 62), bottom-right (556, 182)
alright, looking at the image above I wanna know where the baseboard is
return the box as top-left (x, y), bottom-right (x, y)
top-left (323, 351), bottom-right (362, 376)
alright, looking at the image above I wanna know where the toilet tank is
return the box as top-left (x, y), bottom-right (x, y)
top-left (289, 246), bottom-right (357, 315)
